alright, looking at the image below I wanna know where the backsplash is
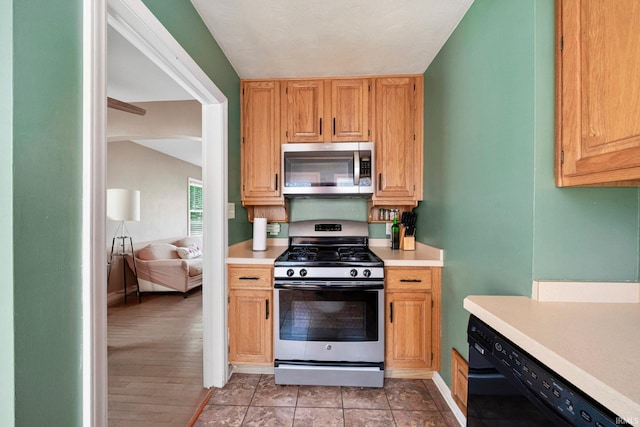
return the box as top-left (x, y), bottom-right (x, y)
top-left (266, 199), bottom-right (388, 239)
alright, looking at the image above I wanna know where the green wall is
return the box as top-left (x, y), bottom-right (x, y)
top-left (2, 1), bottom-right (244, 425)
top-left (1, 0), bottom-right (15, 424)
top-left (530, 1), bottom-right (640, 280)
top-left (417, 0), bottom-right (640, 387)
top-left (142, 0), bottom-right (250, 245)
top-left (12, 0), bottom-right (83, 424)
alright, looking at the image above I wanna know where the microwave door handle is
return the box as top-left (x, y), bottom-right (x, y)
top-left (353, 150), bottom-right (360, 186)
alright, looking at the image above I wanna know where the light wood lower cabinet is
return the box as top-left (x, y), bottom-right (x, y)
top-left (385, 266), bottom-right (441, 373)
top-left (228, 264), bottom-right (273, 365)
top-left (451, 348), bottom-right (468, 415)
top-left (227, 263), bottom-right (441, 372)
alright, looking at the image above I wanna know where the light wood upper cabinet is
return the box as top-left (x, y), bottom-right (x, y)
top-left (284, 80), bottom-right (325, 143)
top-left (283, 78), bottom-right (371, 143)
top-left (330, 79), bottom-right (370, 142)
top-left (374, 76), bottom-right (423, 202)
top-left (556, 0), bottom-right (640, 186)
top-left (240, 75), bottom-right (423, 221)
top-left (241, 81), bottom-right (282, 204)
top-left (385, 266), bottom-right (440, 372)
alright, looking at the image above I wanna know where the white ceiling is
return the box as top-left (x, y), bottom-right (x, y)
top-left (107, 26), bottom-right (201, 165)
top-left (131, 138), bottom-right (203, 167)
top-left (107, 1), bottom-right (474, 164)
top-left (190, 0), bottom-right (474, 78)
top-left (107, 26), bottom-right (193, 103)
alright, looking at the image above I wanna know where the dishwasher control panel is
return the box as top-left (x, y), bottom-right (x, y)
top-left (469, 316), bottom-right (629, 427)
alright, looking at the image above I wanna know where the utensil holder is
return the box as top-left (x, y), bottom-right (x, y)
top-left (399, 226), bottom-right (415, 251)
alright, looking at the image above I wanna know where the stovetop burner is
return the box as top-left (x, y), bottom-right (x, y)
top-left (287, 247), bottom-right (319, 262)
top-left (273, 220), bottom-right (384, 280)
top-left (275, 245), bottom-right (383, 268)
top-left (338, 247), bottom-right (372, 262)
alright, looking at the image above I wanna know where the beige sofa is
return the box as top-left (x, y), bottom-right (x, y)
top-left (126, 236), bottom-right (202, 297)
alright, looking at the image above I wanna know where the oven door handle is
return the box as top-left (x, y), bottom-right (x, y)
top-left (274, 282), bottom-right (383, 291)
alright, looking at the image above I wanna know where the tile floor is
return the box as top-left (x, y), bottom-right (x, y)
top-left (194, 374), bottom-right (460, 426)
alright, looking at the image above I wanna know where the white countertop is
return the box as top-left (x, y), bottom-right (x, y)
top-left (226, 239), bottom-right (443, 267)
top-left (369, 240), bottom-right (443, 267)
top-left (464, 295), bottom-right (640, 426)
top-left (226, 239), bottom-right (288, 264)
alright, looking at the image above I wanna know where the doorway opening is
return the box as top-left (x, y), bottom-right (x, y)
top-left (84, 0), bottom-right (230, 424)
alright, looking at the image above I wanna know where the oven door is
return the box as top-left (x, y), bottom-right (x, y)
top-left (274, 282), bottom-right (384, 363)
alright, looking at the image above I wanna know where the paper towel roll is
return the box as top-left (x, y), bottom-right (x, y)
top-left (252, 218), bottom-right (267, 251)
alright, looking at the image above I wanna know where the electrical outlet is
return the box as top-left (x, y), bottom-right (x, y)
top-left (227, 202), bottom-right (235, 219)
top-left (385, 222), bottom-right (392, 236)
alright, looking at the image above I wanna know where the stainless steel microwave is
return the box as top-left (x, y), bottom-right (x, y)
top-left (281, 142), bottom-right (374, 197)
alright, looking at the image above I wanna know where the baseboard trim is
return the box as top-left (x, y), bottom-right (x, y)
top-left (230, 364), bottom-right (275, 375)
top-left (385, 368), bottom-right (434, 379)
top-left (107, 291), bottom-right (124, 306)
top-left (432, 371), bottom-right (466, 427)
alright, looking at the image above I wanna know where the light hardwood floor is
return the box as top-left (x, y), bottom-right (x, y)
top-left (108, 290), bottom-right (206, 426)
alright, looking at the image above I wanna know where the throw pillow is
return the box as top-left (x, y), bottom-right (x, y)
top-left (176, 245), bottom-right (202, 259)
top-left (173, 237), bottom-right (202, 248)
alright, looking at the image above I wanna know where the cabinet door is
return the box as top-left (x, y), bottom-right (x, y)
top-left (228, 289), bottom-right (273, 364)
top-left (284, 80), bottom-right (325, 143)
top-left (556, 0), bottom-right (640, 186)
top-left (241, 81), bottom-right (281, 201)
top-left (331, 79), bottom-right (370, 142)
top-left (385, 291), bottom-right (432, 369)
top-left (375, 77), bottom-right (418, 199)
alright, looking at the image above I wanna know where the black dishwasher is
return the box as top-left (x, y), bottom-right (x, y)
top-left (467, 315), bottom-right (627, 426)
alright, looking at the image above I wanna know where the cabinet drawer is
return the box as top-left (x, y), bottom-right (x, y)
top-left (386, 267), bottom-right (432, 291)
top-left (228, 264), bottom-right (273, 289)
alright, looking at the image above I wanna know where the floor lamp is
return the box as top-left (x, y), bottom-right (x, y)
top-left (107, 188), bottom-right (141, 303)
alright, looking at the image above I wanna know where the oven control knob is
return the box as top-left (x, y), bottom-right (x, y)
top-left (286, 269), bottom-right (295, 277)
top-left (299, 269), bottom-right (308, 277)
top-left (363, 269), bottom-right (372, 278)
top-left (325, 345), bottom-right (332, 350)
top-left (350, 269), bottom-right (358, 277)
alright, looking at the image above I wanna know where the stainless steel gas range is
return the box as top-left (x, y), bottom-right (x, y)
top-left (273, 220), bottom-right (385, 388)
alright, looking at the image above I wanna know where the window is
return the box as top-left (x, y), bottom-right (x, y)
top-left (188, 178), bottom-right (203, 236)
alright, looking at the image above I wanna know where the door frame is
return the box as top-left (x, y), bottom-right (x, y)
top-left (83, 0), bottom-right (229, 424)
